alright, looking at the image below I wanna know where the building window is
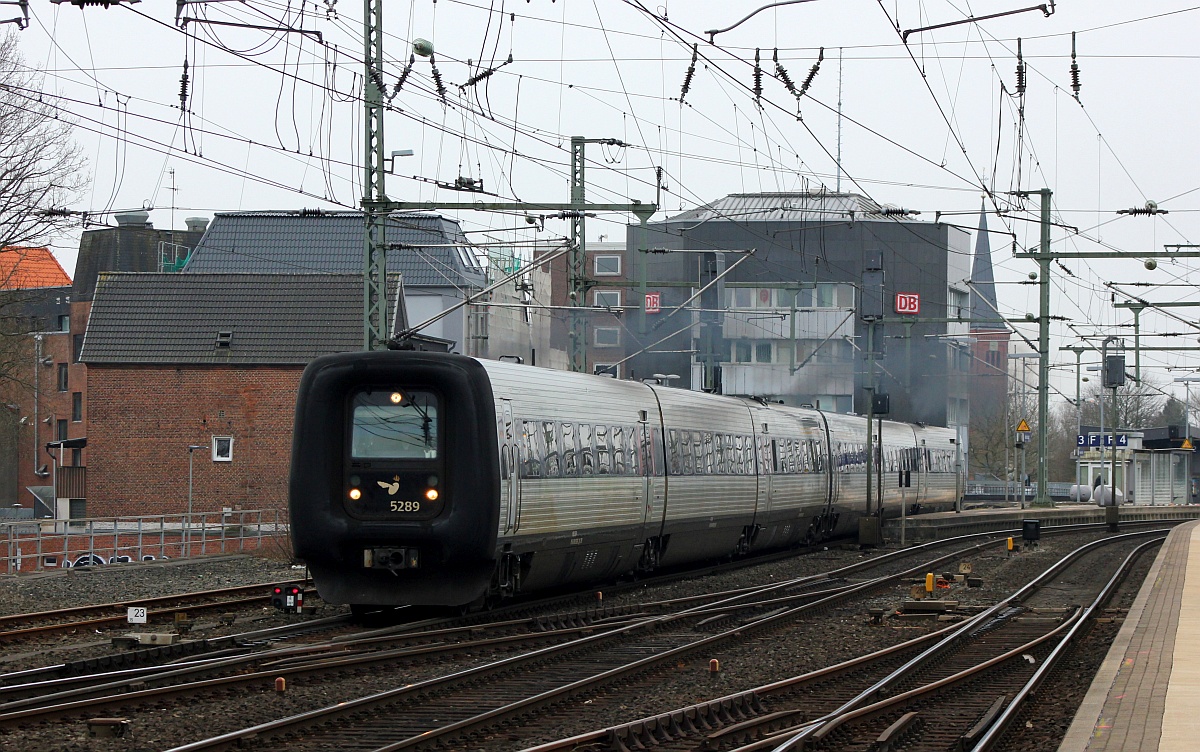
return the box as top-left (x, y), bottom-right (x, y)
top-left (71, 447), bottom-right (82, 466)
top-left (735, 340), bottom-right (752, 363)
top-left (57, 314), bottom-right (70, 332)
top-left (798, 283), bottom-right (855, 309)
top-left (949, 287), bottom-right (969, 318)
top-left (212, 436), bottom-right (234, 462)
top-left (594, 326), bottom-right (621, 347)
top-left (593, 290), bottom-right (621, 308)
top-left (56, 419), bottom-right (68, 441)
top-left (728, 288), bottom-right (753, 309)
top-left (593, 363), bottom-right (620, 378)
top-left (755, 342), bottom-right (773, 363)
top-left (71, 392), bottom-right (82, 422)
top-left (593, 254), bottom-right (622, 276)
top-left (57, 363), bottom-right (68, 392)
top-left (73, 334), bottom-right (84, 363)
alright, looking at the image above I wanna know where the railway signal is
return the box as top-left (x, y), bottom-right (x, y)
top-left (271, 584), bottom-right (304, 613)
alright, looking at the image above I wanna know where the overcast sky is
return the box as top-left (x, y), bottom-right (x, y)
top-left (11, 0), bottom-right (1200, 404)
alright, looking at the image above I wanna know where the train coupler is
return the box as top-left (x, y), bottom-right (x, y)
top-left (364, 547), bottom-right (420, 571)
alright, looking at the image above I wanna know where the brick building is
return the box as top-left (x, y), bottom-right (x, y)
top-left (0, 215), bottom-right (210, 514)
top-left (1, 246), bottom-right (75, 513)
top-left (80, 273), bottom-right (398, 518)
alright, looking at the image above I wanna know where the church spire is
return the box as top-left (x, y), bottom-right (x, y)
top-left (969, 201), bottom-right (1004, 331)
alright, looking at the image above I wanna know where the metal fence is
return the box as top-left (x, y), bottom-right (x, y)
top-left (1, 509), bottom-right (288, 575)
top-left (963, 482), bottom-right (1076, 500)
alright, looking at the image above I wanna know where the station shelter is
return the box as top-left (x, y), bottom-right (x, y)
top-left (1077, 431), bottom-right (1192, 505)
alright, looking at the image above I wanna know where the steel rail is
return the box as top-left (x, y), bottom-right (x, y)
top-left (161, 539), bottom-right (1004, 752)
top-left (766, 529), bottom-right (1169, 751)
top-left (519, 529), bottom-right (1170, 752)
top-left (968, 536), bottom-right (1165, 751)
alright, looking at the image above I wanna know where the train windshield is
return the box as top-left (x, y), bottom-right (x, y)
top-left (350, 390), bottom-right (438, 459)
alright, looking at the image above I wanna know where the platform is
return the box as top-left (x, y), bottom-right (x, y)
top-left (883, 503), bottom-right (1200, 542)
top-left (1059, 519), bottom-right (1200, 752)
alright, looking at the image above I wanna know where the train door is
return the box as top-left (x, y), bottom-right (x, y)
top-left (640, 418), bottom-right (666, 536)
top-left (500, 400), bottom-right (520, 533)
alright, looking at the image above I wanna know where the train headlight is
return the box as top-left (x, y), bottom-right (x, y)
top-left (425, 488), bottom-right (439, 501)
top-left (349, 488), bottom-right (362, 501)
top-left (389, 391), bottom-right (404, 404)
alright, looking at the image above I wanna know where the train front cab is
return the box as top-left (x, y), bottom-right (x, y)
top-left (290, 352), bottom-right (501, 607)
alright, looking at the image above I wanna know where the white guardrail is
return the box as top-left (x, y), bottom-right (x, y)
top-left (1, 509), bottom-right (288, 574)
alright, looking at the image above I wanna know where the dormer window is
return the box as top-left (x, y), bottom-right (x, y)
top-left (216, 331), bottom-right (233, 348)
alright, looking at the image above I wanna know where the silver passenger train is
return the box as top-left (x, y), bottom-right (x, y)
top-left (289, 351), bottom-right (961, 609)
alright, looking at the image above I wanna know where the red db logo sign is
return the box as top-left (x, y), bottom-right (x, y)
top-left (895, 293), bottom-right (920, 314)
top-left (645, 292), bottom-right (661, 314)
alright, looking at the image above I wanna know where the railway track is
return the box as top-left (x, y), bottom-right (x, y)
top-left (520, 530), bottom-right (1165, 752)
top-left (0, 522), bottom-right (1171, 750)
top-left (151, 536), bottom-right (1006, 752)
top-left (0, 580), bottom-right (309, 644)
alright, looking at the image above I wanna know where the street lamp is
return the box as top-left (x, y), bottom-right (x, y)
top-left (186, 444), bottom-right (208, 557)
top-left (1066, 344), bottom-right (1090, 497)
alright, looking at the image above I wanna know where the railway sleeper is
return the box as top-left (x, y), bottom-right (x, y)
top-left (607, 694), bottom-right (767, 751)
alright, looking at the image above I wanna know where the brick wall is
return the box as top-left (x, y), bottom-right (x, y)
top-left (86, 364), bottom-right (302, 518)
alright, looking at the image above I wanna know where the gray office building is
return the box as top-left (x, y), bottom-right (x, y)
top-left (620, 191), bottom-right (972, 429)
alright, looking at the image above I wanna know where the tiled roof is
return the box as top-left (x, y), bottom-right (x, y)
top-left (80, 273), bottom-right (402, 365)
top-left (660, 192), bottom-right (901, 223)
top-left (0, 247), bottom-right (72, 289)
top-left (183, 210), bottom-right (487, 289)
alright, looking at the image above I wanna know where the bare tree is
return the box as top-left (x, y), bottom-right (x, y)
top-left (1079, 375), bottom-right (1166, 432)
top-left (0, 29), bottom-right (87, 389)
top-left (0, 29), bottom-right (87, 251)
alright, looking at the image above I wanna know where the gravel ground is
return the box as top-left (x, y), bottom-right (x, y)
top-left (0, 528), bottom-right (1156, 752)
top-left (0, 555), bottom-right (305, 617)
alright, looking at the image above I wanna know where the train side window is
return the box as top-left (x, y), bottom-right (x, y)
top-left (638, 429), bottom-right (657, 477)
top-left (497, 418), bottom-right (509, 481)
top-left (542, 421), bottom-right (561, 478)
top-left (578, 423), bottom-right (595, 475)
top-left (679, 431), bottom-right (694, 475)
top-left (595, 425), bottom-right (611, 474)
top-left (714, 434), bottom-right (726, 474)
top-left (521, 421), bottom-right (542, 478)
top-left (562, 422), bottom-right (578, 477)
top-left (627, 427), bottom-right (640, 475)
top-left (648, 427), bottom-right (663, 476)
top-left (612, 426), bottom-right (627, 475)
top-left (699, 433), bottom-right (712, 475)
top-left (692, 431), bottom-right (704, 475)
top-left (667, 429), bottom-right (680, 475)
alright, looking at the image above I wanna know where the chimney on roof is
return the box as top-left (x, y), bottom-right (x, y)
top-left (114, 210), bottom-right (151, 228)
top-left (185, 217), bottom-right (210, 232)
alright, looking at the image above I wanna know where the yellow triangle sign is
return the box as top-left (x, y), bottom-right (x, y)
top-left (1016, 419), bottom-right (1031, 433)
top-left (1183, 438), bottom-right (1194, 450)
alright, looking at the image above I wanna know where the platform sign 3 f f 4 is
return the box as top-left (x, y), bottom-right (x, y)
top-left (895, 293), bottom-right (920, 315)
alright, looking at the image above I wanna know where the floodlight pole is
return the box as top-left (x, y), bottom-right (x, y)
top-left (186, 444), bottom-right (207, 557)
